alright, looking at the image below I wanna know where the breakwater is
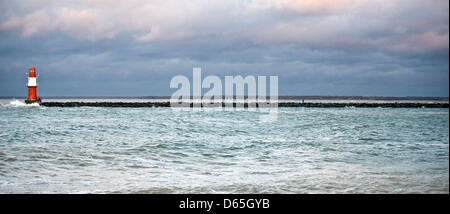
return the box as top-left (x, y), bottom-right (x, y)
top-left (40, 102), bottom-right (449, 108)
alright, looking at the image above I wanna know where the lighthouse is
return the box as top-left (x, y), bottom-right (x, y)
top-left (25, 66), bottom-right (41, 104)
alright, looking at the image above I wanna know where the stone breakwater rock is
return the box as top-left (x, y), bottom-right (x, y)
top-left (39, 102), bottom-right (449, 108)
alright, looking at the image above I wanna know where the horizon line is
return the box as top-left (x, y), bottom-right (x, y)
top-left (1, 95), bottom-right (448, 101)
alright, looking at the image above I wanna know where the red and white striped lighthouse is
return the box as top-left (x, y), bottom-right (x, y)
top-left (25, 66), bottom-right (41, 104)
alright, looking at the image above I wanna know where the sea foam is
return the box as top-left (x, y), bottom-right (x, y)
top-left (3, 100), bottom-right (40, 107)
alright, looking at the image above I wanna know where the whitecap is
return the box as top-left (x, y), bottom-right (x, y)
top-left (3, 100), bottom-right (40, 107)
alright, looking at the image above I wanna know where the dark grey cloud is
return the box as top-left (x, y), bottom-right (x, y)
top-left (0, 0), bottom-right (448, 97)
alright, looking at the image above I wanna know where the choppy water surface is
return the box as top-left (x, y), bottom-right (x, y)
top-left (0, 100), bottom-right (448, 193)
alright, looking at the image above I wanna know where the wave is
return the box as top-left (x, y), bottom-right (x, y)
top-left (3, 100), bottom-right (40, 107)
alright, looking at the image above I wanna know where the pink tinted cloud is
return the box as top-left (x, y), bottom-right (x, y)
top-left (56, 8), bottom-right (117, 40)
top-left (0, 17), bottom-right (22, 32)
top-left (268, 0), bottom-right (355, 14)
top-left (384, 31), bottom-right (449, 53)
top-left (0, 0), bottom-right (447, 54)
top-left (0, 7), bottom-right (118, 40)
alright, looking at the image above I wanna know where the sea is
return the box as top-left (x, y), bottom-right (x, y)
top-left (0, 98), bottom-right (448, 193)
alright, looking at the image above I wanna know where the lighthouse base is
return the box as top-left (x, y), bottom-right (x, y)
top-left (25, 98), bottom-right (42, 104)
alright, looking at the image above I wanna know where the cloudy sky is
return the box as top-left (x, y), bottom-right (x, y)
top-left (0, 0), bottom-right (448, 97)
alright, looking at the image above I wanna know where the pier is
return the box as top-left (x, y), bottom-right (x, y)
top-left (39, 102), bottom-right (449, 108)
